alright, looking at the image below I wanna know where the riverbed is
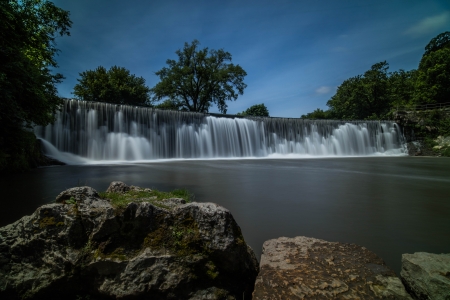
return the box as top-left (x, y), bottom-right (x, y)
top-left (1, 156), bottom-right (449, 273)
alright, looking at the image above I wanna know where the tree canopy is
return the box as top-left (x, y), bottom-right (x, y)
top-left (237, 103), bottom-right (270, 117)
top-left (73, 66), bottom-right (151, 106)
top-left (300, 108), bottom-right (333, 119)
top-left (326, 61), bottom-right (391, 120)
top-left (415, 36), bottom-right (450, 105)
top-left (301, 31), bottom-right (450, 120)
top-left (151, 40), bottom-right (247, 114)
top-left (0, 0), bottom-right (71, 171)
top-left (423, 31), bottom-right (450, 56)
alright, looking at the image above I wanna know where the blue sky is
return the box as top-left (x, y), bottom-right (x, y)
top-left (52, 0), bottom-right (450, 117)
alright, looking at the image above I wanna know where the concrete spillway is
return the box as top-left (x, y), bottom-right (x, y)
top-left (34, 100), bottom-right (406, 163)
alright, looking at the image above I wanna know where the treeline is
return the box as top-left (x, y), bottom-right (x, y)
top-left (301, 31), bottom-right (450, 120)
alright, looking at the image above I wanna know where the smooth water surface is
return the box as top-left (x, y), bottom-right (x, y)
top-left (1, 157), bottom-right (449, 273)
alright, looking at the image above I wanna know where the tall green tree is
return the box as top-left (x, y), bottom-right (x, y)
top-left (151, 40), bottom-right (247, 114)
top-left (237, 103), bottom-right (270, 117)
top-left (423, 31), bottom-right (450, 56)
top-left (73, 66), bottom-right (151, 106)
top-left (414, 32), bottom-right (450, 104)
top-left (0, 0), bottom-right (71, 171)
top-left (327, 61), bottom-right (391, 119)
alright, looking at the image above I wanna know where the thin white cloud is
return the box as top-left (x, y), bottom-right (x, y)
top-left (316, 86), bottom-right (332, 94)
top-left (405, 12), bottom-right (450, 37)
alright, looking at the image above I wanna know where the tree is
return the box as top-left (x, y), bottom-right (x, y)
top-left (414, 32), bottom-right (450, 104)
top-left (423, 31), bottom-right (450, 56)
top-left (73, 66), bottom-right (151, 106)
top-left (237, 103), bottom-right (270, 117)
top-left (300, 108), bottom-right (333, 119)
top-left (326, 61), bottom-right (391, 120)
top-left (154, 99), bottom-right (185, 111)
top-left (388, 69), bottom-right (417, 107)
top-left (151, 40), bottom-right (247, 114)
top-left (0, 0), bottom-right (71, 171)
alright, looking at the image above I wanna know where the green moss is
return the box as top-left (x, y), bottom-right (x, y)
top-left (65, 196), bottom-right (77, 205)
top-left (142, 217), bottom-right (205, 257)
top-left (39, 217), bottom-right (56, 228)
top-left (94, 247), bottom-right (128, 261)
top-left (99, 188), bottom-right (193, 209)
top-left (206, 261), bottom-right (219, 279)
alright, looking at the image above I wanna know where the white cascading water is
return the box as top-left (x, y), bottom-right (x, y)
top-left (34, 99), bottom-right (406, 163)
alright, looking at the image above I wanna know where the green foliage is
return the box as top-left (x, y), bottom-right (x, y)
top-left (99, 188), bottom-right (193, 209)
top-left (0, 0), bottom-right (71, 172)
top-left (66, 197), bottom-right (77, 205)
top-left (389, 69), bottom-right (418, 108)
top-left (423, 137), bottom-right (438, 148)
top-left (415, 48), bottom-right (450, 104)
top-left (441, 147), bottom-right (450, 157)
top-left (151, 40), bottom-right (247, 114)
top-left (423, 31), bottom-right (450, 56)
top-left (154, 99), bottom-right (185, 111)
top-left (237, 103), bottom-right (269, 117)
top-left (326, 61), bottom-right (391, 120)
top-left (301, 31), bottom-right (450, 122)
top-left (300, 108), bottom-right (333, 119)
top-left (73, 66), bottom-right (151, 106)
top-left (438, 118), bottom-right (450, 136)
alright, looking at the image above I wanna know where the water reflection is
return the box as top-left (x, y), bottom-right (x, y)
top-left (1, 157), bottom-right (449, 274)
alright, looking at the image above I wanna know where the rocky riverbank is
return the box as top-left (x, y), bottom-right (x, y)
top-left (1, 182), bottom-right (448, 299)
top-left (406, 136), bottom-right (450, 157)
top-left (394, 108), bottom-right (450, 157)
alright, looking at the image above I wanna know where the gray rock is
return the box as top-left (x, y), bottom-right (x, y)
top-left (161, 197), bottom-right (186, 208)
top-left (401, 252), bottom-right (450, 300)
top-left (55, 186), bottom-right (100, 203)
top-left (106, 181), bottom-right (130, 193)
top-left (0, 183), bottom-right (258, 299)
top-left (253, 236), bottom-right (412, 299)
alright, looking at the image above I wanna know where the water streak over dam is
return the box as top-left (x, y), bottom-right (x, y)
top-left (34, 100), bottom-right (406, 163)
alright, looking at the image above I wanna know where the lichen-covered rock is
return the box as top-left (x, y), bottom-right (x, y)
top-left (253, 236), bottom-right (412, 299)
top-left (0, 183), bottom-right (258, 299)
top-left (106, 181), bottom-right (131, 193)
top-left (401, 252), bottom-right (450, 300)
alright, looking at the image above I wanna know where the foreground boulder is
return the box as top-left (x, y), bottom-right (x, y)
top-left (253, 236), bottom-right (412, 299)
top-left (0, 182), bottom-right (258, 299)
top-left (401, 252), bottom-right (450, 300)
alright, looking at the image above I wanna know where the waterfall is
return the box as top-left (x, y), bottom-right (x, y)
top-left (34, 100), bottom-right (406, 163)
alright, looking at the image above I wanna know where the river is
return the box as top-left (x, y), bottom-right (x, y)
top-left (1, 156), bottom-right (449, 274)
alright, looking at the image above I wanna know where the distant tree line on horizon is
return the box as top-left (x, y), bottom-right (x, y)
top-left (301, 31), bottom-right (450, 120)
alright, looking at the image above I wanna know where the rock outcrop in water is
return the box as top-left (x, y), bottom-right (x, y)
top-left (401, 252), bottom-right (450, 300)
top-left (252, 236), bottom-right (412, 299)
top-left (0, 182), bottom-right (259, 299)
